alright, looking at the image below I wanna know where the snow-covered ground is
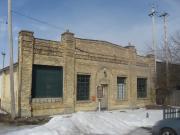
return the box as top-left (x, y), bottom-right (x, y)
top-left (0, 124), bottom-right (36, 135)
top-left (0, 109), bottom-right (7, 114)
top-left (3, 108), bottom-right (163, 135)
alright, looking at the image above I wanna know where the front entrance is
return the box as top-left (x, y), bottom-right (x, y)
top-left (100, 84), bottom-right (108, 110)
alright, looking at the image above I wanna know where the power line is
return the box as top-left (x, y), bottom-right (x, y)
top-left (11, 10), bottom-right (66, 31)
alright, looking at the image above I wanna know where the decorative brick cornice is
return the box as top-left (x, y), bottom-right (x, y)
top-left (75, 54), bottom-right (128, 65)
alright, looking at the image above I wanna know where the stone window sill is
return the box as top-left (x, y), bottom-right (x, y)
top-left (32, 98), bottom-right (63, 103)
top-left (76, 100), bottom-right (91, 104)
top-left (116, 99), bottom-right (128, 102)
top-left (137, 97), bottom-right (149, 100)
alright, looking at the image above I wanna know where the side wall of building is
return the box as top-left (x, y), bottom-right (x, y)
top-left (0, 66), bottom-right (19, 115)
top-left (0, 73), bottom-right (2, 100)
top-left (156, 62), bottom-right (180, 105)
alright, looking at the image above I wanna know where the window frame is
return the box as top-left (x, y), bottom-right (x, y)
top-left (137, 77), bottom-right (147, 98)
top-left (117, 77), bottom-right (127, 100)
top-left (76, 74), bottom-right (91, 101)
top-left (32, 64), bottom-right (63, 98)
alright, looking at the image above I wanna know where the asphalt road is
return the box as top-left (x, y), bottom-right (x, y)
top-left (128, 127), bottom-right (152, 135)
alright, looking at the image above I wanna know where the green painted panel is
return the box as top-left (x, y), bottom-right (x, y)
top-left (32, 65), bottom-right (63, 98)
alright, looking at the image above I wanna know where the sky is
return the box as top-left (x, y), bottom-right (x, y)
top-left (0, 0), bottom-right (180, 68)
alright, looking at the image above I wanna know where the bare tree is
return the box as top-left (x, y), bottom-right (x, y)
top-left (170, 31), bottom-right (180, 63)
top-left (146, 30), bottom-right (180, 105)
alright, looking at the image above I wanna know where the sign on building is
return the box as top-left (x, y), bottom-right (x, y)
top-left (97, 85), bottom-right (103, 99)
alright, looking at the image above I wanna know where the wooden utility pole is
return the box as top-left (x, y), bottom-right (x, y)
top-left (8, 0), bottom-right (16, 119)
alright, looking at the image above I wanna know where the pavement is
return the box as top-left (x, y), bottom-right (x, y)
top-left (128, 127), bottom-right (152, 135)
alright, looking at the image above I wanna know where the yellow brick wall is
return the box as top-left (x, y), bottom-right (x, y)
top-left (0, 66), bottom-right (19, 115)
top-left (13, 30), bottom-right (156, 117)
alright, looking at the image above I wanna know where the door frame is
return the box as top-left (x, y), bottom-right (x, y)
top-left (101, 84), bottom-right (108, 110)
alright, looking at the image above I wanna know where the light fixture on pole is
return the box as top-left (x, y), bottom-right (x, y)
top-left (1, 51), bottom-right (6, 69)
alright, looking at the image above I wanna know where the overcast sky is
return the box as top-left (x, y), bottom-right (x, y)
top-left (0, 0), bottom-right (180, 68)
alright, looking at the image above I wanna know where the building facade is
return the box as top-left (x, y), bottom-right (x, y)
top-left (0, 30), bottom-right (155, 117)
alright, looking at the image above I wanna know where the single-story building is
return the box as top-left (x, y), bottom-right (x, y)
top-left (0, 30), bottom-right (155, 117)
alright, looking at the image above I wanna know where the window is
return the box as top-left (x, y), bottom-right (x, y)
top-left (176, 85), bottom-right (180, 90)
top-left (117, 77), bottom-right (126, 100)
top-left (32, 65), bottom-right (63, 98)
top-left (137, 78), bottom-right (147, 98)
top-left (77, 74), bottom-right (90, 101)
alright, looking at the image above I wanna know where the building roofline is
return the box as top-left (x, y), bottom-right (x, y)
top-left (0, 62), bottom-right (18, 74)
top-left (156, 61), bottom-right (180, 66)
top-left (75, 37), bottom-right (127, 50)
top-left (35, 38), bottom-right (59, 43)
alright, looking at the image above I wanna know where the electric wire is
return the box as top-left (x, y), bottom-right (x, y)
top-left (11, 10), bottom-right (66, 31)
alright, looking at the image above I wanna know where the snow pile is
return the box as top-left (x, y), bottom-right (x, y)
top-left (6, 109), bottom-right (163, 135)
top-left (0, 109), bottom-right (7, 114)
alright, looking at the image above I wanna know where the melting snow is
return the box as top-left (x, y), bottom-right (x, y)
top-left (0, 109), bottom-right (7, 115)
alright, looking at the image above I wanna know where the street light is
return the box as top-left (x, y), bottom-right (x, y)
top-left (1, 51), bottom-right (6, 68)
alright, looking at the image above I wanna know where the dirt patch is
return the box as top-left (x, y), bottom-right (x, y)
top-left (0, 113), bottom-right (50, 126)
top-left (145, 105), bottom-right (170, 110)
top-left (0, 113), bottom-right (11, 122)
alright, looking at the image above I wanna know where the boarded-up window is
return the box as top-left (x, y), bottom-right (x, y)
top-left (32, 65), bottom-right (63, 98)
top-left (77, 74), bottom-right (90, 101)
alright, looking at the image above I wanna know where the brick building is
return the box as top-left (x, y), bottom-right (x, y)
top-left (0, 30), bottom-right (155, 117)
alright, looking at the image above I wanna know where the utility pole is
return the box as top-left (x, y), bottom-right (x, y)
top-left (149, 6), bottom-right (157, 73)
top-left (8, 0), bottom-right (16, 119)
top-left (1, 51), bottom-right (6, 68)
top-left (159, 12), bottom-right (169, 91)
